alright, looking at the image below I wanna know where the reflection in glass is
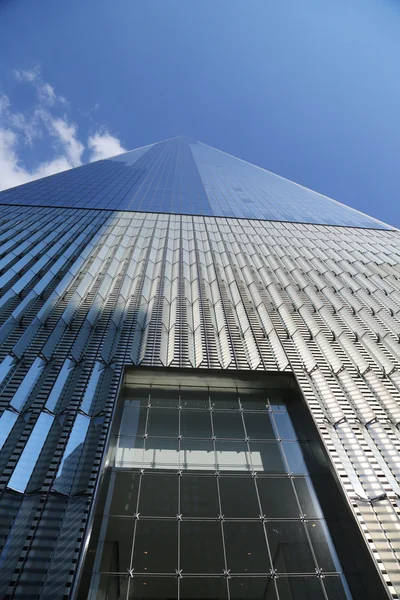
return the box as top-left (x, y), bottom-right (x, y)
top-left (80, 362), bottom-right (103, 413)
top-left (181, 439), bottom-right (215, 469)
top-left (45, 358), bottom-right (74, 412)
top-left (115, 436), bottom-right (144, 468)
top-left (323, 575), bottom-right (351, 599)
top-left (215, 441), bottom-right (250, 470)
top-left (277, 577), bottom-right (325, 599)
top-left (273, 412), bottom-right (297, 440)
top-left (87, 573), bottom-right (129, 600)
top-left (307, 520), bottom-right (341, 572)
top-left (54, 414), bottom-right (90, 493)
top-left (143, 437), bottom-right (180, 468)
top-left (248, 441), bottom-right (286, 473)
top-left (0, 410), bottom-right (18, 450)
top-left (266, 521), bottom-right (315, 573)
top-left (82, 378), bottom-right (355, 598)
top-left (10, 357), bottom-right (46, 411)
top-left (106, 472), bottom-right (140, 516)
top-left (98, 517), bottom-right (134, 573)
top-left (294, 478), bottom-right (323, 519)
top-left (8, 412), bottom-right (54, 492)
top-left (119, 405), bottom-right (146, 438)
top-left (283, 442), bottom-right (309, 475)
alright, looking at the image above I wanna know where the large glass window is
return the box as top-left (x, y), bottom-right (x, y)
top-left (78, 371), bottom-right (370, 599)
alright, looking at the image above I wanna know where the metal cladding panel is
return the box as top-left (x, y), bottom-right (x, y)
top-left (0, 136), bottom-right (392, 229)
top-left (0, 205), bottom-right (400, 596)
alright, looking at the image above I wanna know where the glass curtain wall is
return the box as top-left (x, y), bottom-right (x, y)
top-left (77, 373), bottom-right (359, 600)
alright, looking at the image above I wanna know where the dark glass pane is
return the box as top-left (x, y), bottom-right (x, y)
top-left (119, 406), bottom-right (147, 438)
top-left (133, 521), bottom-right (177, 573)
top-left (210, 389), bottom-right (239, 410)
top-left (323, 575), bottom-right (351, 599)
top-left (129, 576), bottom-right (178, 598)
top-left (277, 577), bottom-right (325, 599)
top-left (224, 522), bottom-right (270, 573)
top-left (181, 438), bottom-right (215, 469)
top-left (180, 521), bottom-right (225, 574)
top-left (273, 412), bottom-right (297, 440)
top-left (181, 410), bottom-right (212, 438)
top-left (243, 412), bottom-right (275, 440)
top-left (248, 442), bottom-right (286, 473)
top-left (307, 521), bottom-right (341, 572)
top-left (108, 472), bottom-right (140, 516)
top-left (212, 412), bottom-right (245, 439)
top-left (180, 387), bottom-right (209, 409)
top-left (88, 573), bottom-right (129, 600)
top-left (239, 390), bottom-right (269, 411)
top-left (180, 475), bottom-right (220, 518)
top-left (146, 408), bottom-right (178, 437)
top-left (266, 522), bottom-right (315, 573)
top-left (180, 577), bottom-right (228, 599)
top-left (139, 474), bottom-right (178, 517)
top-left (229, 578), bottom-right (278, 599)
top-left (99, 517), bottom-right (134, 572)
top-left (256, 478), bottom-right (299, 518)
top-left (215, 440), bottom-right (250, 470)
top-left (150, 386), bottom-right (179, 408)
top-left (294, 478), bottom-right (323, 519)
top-left (219, 476), bottom-right (260, 518)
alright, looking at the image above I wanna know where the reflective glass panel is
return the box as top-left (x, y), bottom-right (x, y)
top-left (180, 521), bottom-right (225, 574)
top-left (138, 473), bottom-right (178, 517)
top-left (133, 521), bottom-right (177, 574)
top-left (219, 476), bottom-right (260, 518)
top-left (180, 475), bottom-right (220, 518)
top-left (224, 522), bottom-right (270, 573)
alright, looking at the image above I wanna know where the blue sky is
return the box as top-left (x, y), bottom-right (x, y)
top-left (0, 0), bottom-right (399, 226)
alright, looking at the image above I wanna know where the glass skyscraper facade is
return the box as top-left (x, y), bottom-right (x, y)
top-left (0, 136), bottom-right (399, 600)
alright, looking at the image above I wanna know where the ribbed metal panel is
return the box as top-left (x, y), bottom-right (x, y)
top-left (0, 206), bottom-right (400, 597)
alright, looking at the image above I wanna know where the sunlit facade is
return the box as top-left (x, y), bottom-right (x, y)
top-left (0, 137), bottom-right (398, 599)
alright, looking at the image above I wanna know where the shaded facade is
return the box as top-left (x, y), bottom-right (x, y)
top-left (0, 136), bottom-right (399, 599)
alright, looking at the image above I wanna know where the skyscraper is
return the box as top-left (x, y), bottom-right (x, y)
top-left (0, 136), bottom-right (399, 599)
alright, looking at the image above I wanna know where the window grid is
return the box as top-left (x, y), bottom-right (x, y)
top-left (84, 383), bottom-right (351, 599)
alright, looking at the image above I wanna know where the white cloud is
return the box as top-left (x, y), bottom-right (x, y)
top-left (88, 130), bottom-right (127, 162)
top-left (0, 67), bottom-right (126, 191)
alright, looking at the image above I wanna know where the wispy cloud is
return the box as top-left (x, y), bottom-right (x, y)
top-left (0, 67), bottom-right (127, 191)
top-left (88, 129), bottom-right (127, 162)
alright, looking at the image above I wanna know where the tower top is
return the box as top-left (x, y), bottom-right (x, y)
top-left (0, 135), bottom-right (391, 229)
